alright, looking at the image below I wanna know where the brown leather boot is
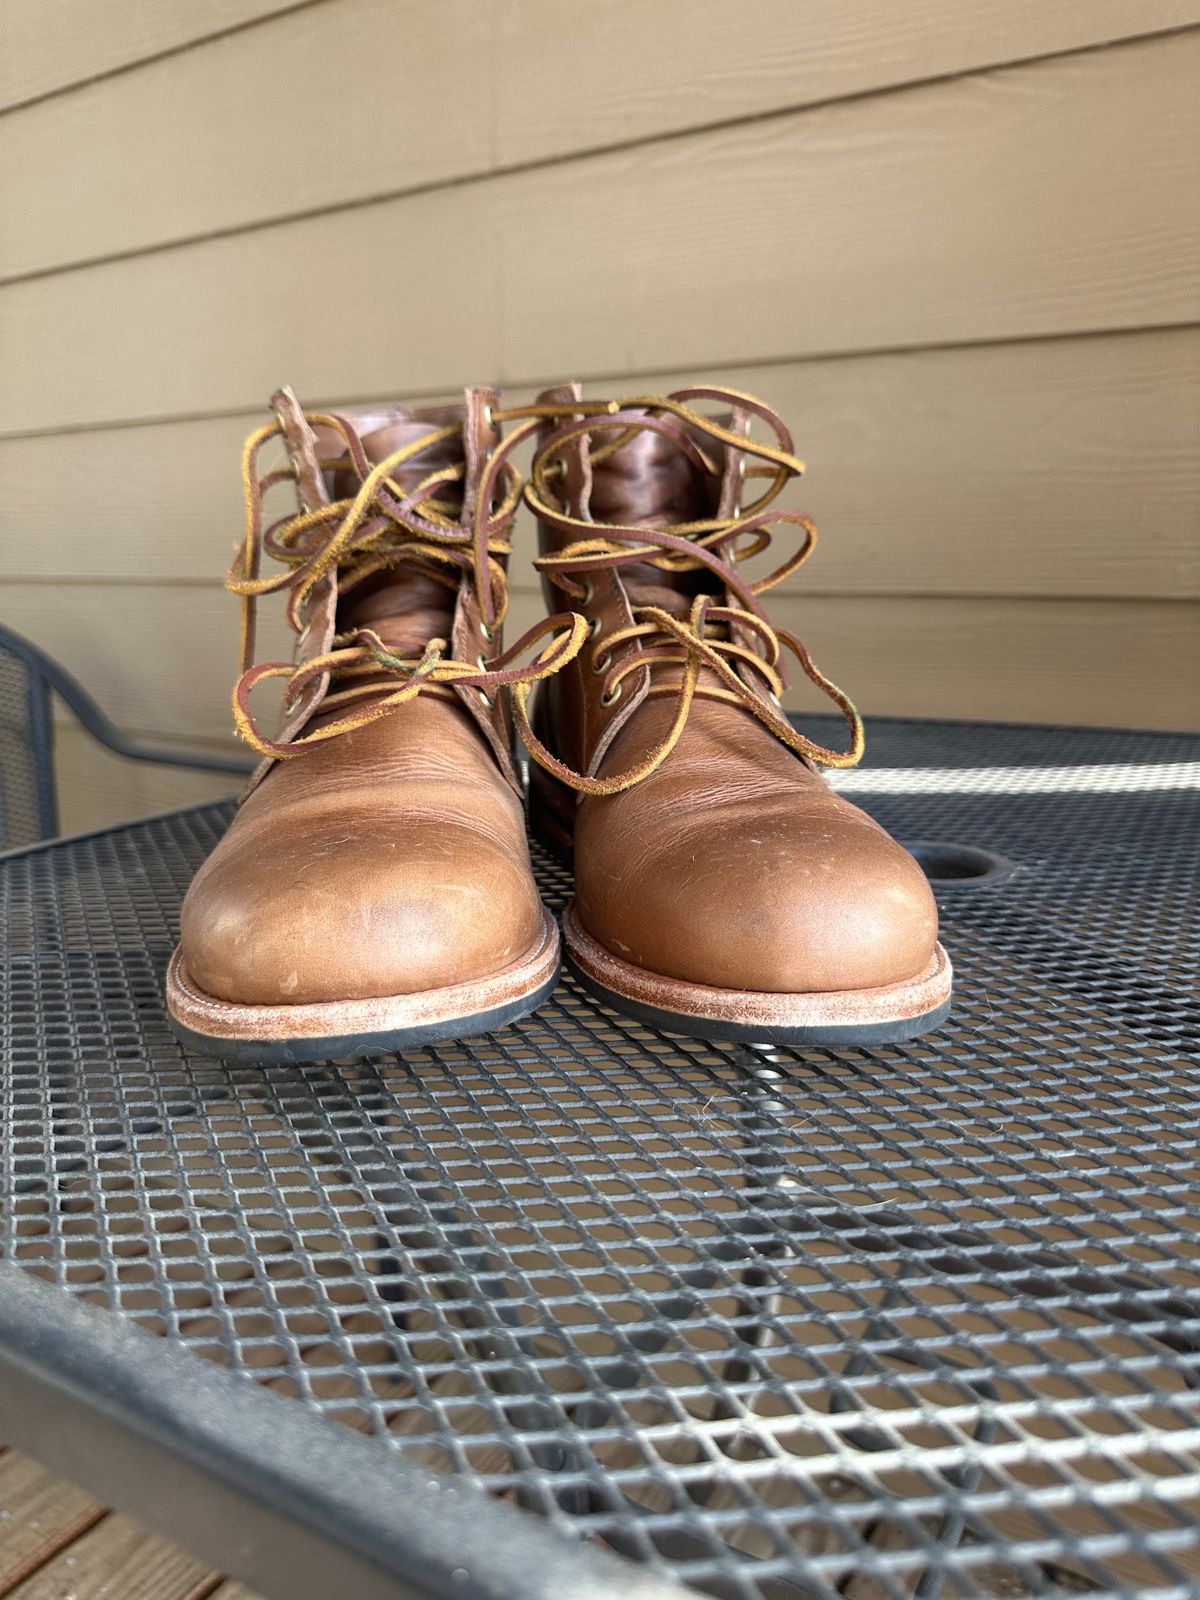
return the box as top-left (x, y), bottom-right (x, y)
top-left (517, 384), bottom-right (952, 1046)
top-left (167, 387), bottom-right (585, 1062)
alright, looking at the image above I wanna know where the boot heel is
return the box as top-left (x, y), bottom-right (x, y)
top-left (527, 764), bottom-right (576, 866)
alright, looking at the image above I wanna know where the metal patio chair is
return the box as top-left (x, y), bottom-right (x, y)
top-left (0, 622), bottom-right (252, 849)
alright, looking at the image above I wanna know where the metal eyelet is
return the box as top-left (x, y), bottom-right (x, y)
top-left (588, 615), bottom-right (602, 639)
top-left (591, 650), bottom-right (611, 676)
top-left (480, 621), bottom-right (494, 644)
top-left (477, 688), bottom-right (493, 709)
top-left (600, 682), bottom-right (622, 708)
top-left (580, 578), bottom-right (595, 607)
top-left (476, 653), bottom-right (489, 671)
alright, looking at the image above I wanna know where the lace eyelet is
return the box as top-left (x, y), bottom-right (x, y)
top-left (579, 578), bottom-right (595, 607)
top-left (591, 650), bottom-right (611, 676)
top-left (588, 616), bottom-right (602, 640)
top-left (476, 653), bottom-right (489, 671)
top-left (600, 682), bottom-right (622, 709)
top-left (477, 688), bottom-right (493, 709)
top-left (480, 621), bottom-right (494, 644)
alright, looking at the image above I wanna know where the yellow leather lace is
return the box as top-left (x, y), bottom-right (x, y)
top-left (227, 405), bottom-right (593, 759)
top-left (512, 388), bottom-right (865, 795)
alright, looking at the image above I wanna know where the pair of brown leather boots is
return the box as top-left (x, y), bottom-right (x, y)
top-left (166, 383), bottom-right (951, 1063)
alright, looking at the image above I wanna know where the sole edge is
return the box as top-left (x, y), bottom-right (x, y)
top-left (166, 910), bottom-right (561, 1064)
top-left (563, 902), bottom-right (953, 1046)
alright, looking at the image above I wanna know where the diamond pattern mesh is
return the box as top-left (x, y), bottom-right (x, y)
top-left (1, 718), bottom-right (1197, 1600)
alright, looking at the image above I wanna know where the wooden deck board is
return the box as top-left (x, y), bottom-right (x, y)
top-left (0, 1457), bottom-right (105, 1595)
top-left (7, 1516), bottom-right (215, 1600)
top-left (0, 1452), bottom-right (262, 1600)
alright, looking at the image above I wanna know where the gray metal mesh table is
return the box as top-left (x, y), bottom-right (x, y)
top-left (0, 716), bottom-right (1197, 1600)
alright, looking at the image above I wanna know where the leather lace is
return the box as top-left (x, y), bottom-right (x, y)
top-left (512, 387), bottom-right (865, 795)
top-left (227, 406), bottom-right (592, 759)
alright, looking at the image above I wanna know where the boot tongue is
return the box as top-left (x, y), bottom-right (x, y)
top-left (321, 409), bottom-right (467, 649)
top-left (323, 410), bottom-right (466, 503)
top-left (587, 425), bottom-right (721, 611)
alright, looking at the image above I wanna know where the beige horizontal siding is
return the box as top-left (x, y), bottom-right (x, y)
top-left (5, 330), bottom-right (1196, 599)
top-left (54, 725), bottom-right (239, 837)
top-left (2, 31), bottom-right (1197, 437)
top-left (10, 583), bottom-right (1198, 741)
top-left (0, 0), bottom-right (302, 113)
top-left (5, 0), bottom-right (1200, 280)
top-left (498, 31), bottom-right (1200, 385)
top-left (7, 583), bottom-right (285, 741)
top-left (499, 1), bottom-right (1200, 165)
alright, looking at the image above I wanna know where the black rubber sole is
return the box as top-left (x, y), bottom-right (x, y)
top-left (168, 966), bottom-right (561, 1066)
top-left (565, 956), bottom-right (953, 1048)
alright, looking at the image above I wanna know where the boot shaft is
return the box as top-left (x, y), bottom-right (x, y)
top-left (233, 385), bottom-right (519, 783)
top-left (311, 398), bottom-right (499, 657)
top-left (523, 383), bottom-right (862, 790)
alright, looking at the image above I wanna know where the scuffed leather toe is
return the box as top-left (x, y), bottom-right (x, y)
top-left (179, 708), bottom-right (543, 1007)
top-left (182, 817), bottom-right (542, 1006)
top-left (575, 710), bottom-right (939, 996)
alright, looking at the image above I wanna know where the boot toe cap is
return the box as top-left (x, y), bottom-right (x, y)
top-left (180, 819), bottom-right (543, 1006)
top-left (576, 802), bottom-right (938, 996)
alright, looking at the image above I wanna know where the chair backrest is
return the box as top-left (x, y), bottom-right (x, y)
top-left (0, 632), bottom-right (59, 847)
top-left (0, 624), bottom-right (253, 851)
